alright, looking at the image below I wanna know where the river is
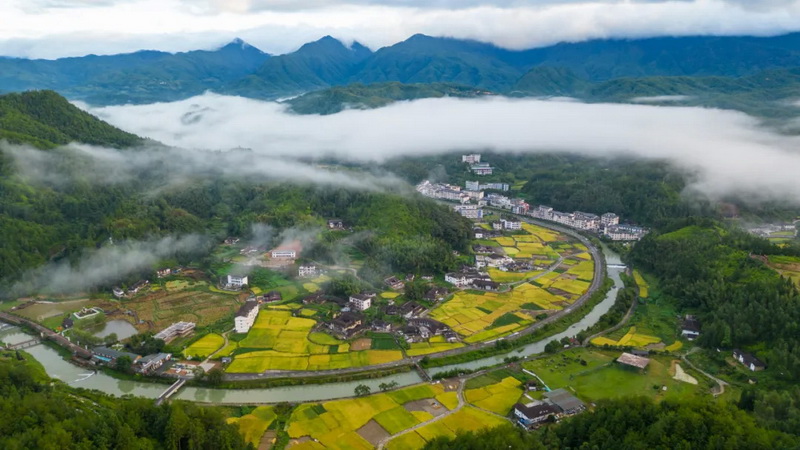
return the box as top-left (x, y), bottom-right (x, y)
top-left (0, 245), bottom-right (624, 405)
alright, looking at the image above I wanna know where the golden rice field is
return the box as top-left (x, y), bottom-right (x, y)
top-left (591, 326), bottom-right (661, 348)
top-left (227, 406), bottom-right (277, 448)
top-left (303, 282), bottom-right (321, 293)
top-left (287, 384), bottom-right (451, 450)
top-left (183, 333), bottom-right (225, 359)
top-left (226, 309), bottom-right (402, 372)
top-left (633, 270), bottom-right (649, 298)
top-left (464, 376), bottom-right (524, 415)
top-left (386, 407), bottom-right (508, 450)
top-left (406, 340), bottom-right (465, 356)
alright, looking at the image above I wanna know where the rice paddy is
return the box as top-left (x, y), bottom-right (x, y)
top-left (287, 384), bottom-right (452, 449)
top-left (387, 407), bottom-right (507, 449)
top-left (183, 333), bottom-right (225, 359)
top-left (633, 270), bottom-right (649, 298)
top-left (226, 309), bottom-right (403, 372)
top-left (464, 376), bottom-right (523, 415)
top-left (591, 326), bottom-right (662, 348)
top-left (227, 406), bottom-right (277, 448)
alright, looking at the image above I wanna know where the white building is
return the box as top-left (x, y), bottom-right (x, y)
top-left (271, 249), bottom-right (297, 258)
top-left (605, 224), bottom-right (648, 241)
top-left (573, 212), bottom-right (600, 231)
top-left (465, 180), bottom-right (481, 191)
top-left (532, 205), bottom-right (554, 220)
top-left (235, 302), bottom-right (259, 333)
top-left (462, 154), bottom-right (482, 164)
top-left (601, 213), bottom-right (620, 227)
top-left (453, 204), bottom-right (484, 219)
top-left (501, 219), bottom-right (522, 230)
top-left (349, 293), bottom-right (374, 311)
top-left (298, 264), bottom-right (317, 278)
top-left (470, 162), bottom-right (493, 175)
top-left (226, 274), bottom-right (249, 288)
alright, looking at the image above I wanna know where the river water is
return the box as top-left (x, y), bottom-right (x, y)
top-left (0, 245), bottom-right (623, 405)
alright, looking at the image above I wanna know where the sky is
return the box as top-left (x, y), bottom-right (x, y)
top-left (3, 0), bottom-right (800, 58)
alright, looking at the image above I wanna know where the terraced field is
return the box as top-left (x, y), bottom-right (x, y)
top-left (591, 326), bottom-right (661, 348)
top-left (226, 309), bottom-right (403, 373)
top-left (464, 376), bottom-right (524, 415)
top-left (386, 407), bottom-right (507, 450)
top-left (183, 333), bottom-right (224, 359)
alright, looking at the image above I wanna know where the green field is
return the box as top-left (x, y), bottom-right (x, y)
top-left (226, 309), bottom-right (403, 372)
top-left (464, 376), bottom-right (523, 415)
top-left (523, 348), bottom-right (704, 403)
top-left (184, 333), bottom-right (225, 359)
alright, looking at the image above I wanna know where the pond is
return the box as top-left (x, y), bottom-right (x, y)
top-left (90, 319), bottom-right (139, 341)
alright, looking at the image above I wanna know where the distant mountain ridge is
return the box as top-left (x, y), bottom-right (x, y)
top-left (5, 33), bottom-right (800, 105)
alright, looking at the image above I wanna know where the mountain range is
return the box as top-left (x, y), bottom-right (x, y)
top-left (4, 33), bottom-right (800, 106)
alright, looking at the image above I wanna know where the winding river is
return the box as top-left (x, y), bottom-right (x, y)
top-left (0, 245), bottom-right (624, 405)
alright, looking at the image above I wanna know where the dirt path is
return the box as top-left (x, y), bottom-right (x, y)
top-left (681, 352), bottom-right (728, 396)
top-left (202, 328), bottom-right (232, 365)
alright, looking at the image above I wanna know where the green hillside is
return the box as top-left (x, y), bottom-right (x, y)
top-left (286, 82), bottom-right (492, 114)
top-left (0, 90), bottom-right (141, 148)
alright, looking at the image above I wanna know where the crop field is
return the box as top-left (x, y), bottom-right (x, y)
top-left (227, 309), bottom-right (403, 372)
top-left (381, 292), bottom-right (401, 299)
top-left (633, 270), bottom-right (649, 297)
top-left (287, 384), bottom-right (451, 449)
top-left (227, 406), bottom-right (277, 448)
top-left (120, 289), bottom-right (240, 330)
top-left (303, 283), bottom-right (321, 293)
top-left (184, 333), bottom-right (225, 359)
top-left (766, 255), bottom-right (800, 288)
top-left (591, 326), bottom-right (661, 348)
top-left (487, 268), bottom-right (543, 283)
top-left (387, 407), bottom-right (507, 449)
top-left (464, 376), bottom-right (523, 415)
top-left (14, 299), bottom-right (93, 324)
top-left (406, 341), bottom-right (464, 356)
top-left (523, 348), bottom-right (703, 402)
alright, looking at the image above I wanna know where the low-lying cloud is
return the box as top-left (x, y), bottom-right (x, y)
top-left (9, 234), bottom-right (209, 297)
top-left (83, 93), bottom-right (800, 204)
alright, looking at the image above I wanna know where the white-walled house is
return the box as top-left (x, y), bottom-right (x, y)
top-left (235, 302), bottom-right (259, 333)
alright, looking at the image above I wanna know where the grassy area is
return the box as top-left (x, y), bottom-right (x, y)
top-left (227, 406), bottom-right (277, 448)
top-left (765, 255), bottom-right (800, 288)
top-left (633, 270), bottom-right (649, 298)
top-left (114, 286), bottom-right (240, 331)
top-left (226, 309), bottom-right (403, 372)
top-left (523, 348), bottom-right (704, 403)
top-left (183, 333), bottom-right (225, 359)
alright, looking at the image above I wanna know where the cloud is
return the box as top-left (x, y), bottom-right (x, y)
top-left (9, 234), bottom-right (209, 297)
top-left (81, 93), bottom-right (800, 204)
top-left (2, 0), bottom-right (800, 58)
top-left (631, 95), bottom-right (693, 103)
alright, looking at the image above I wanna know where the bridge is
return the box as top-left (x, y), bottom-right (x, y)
top-left (155, 378), bottom-right (186, 406)
top-left (412, 361), bottom-right (431, 382)
top-left (5, 338), bottom-right (41, 350)
top-left (607, 264), bottom-right (628, 269)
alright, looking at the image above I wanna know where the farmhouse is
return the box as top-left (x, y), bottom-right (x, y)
top-left (424, 287), bottom-right (449, 302)
top-left (302, 293), bottom-right (325, 305)
top-left (298, 264), bottom-right (318, 278)
top-left (112, 287), bottom-right (125, 298)
top-left (680, 315), bottom-right (701, 340)
top-left (399, 301), bottom-right (426, 319)
top-left (154, 321), bottom-right (195, 343)
top-left (443, 330), bottom-right (460, 343)
top-left (371, 320), bottom-right (392, 332)
top-left (408, 318), bottom-right (450, 336)
top-left (127, 280), bottom-right (149, 295)
top-left (135, 353), bottom-right (171, 375)
top-left (222, 274), bottom-right (249, 290)
top-left (384, 276), bottom-right (405, 290)
top-left (543, 389), bottom-right (586, 415)
top-left (617, 352), bottom-right (651, 370)
top-left (501, 219), bottom-right (522, 230)
top-left (234, 302), bottom-right (260, 334)
top-left (733, 349), bottom-right (766, 371)
top-left (327, 219), bottom-right (345, 230)
top-left (398, 325), bottom-right (426, 343)
top-left (471, 279), bottom-right (500, 291)
top-left (513, 402), bottom-right (559, 428)
top-left (476, 253), bottom-right (513, 269)
top-left (156, 268), bottom-right (172, 278)
top-left (349, 293), bottom-right (376, 311)
top-left (472, 244), bottom-right (497, 254)
top-left (224, 237), bottom-right (240, 245)
top-left (263, 291), bottom-right (282, 303)
top-left (329, 312), bottom-right (364, 338)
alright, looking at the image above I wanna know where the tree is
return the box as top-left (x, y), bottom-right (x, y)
top-left (544, 340), bottom-right (560, 354)
top-left (114, 355), bottom-right (133, 373)
top-left (354, 384), bottom-right (371, 397)
top-left (206, 368), bottom-right (224, 386)
top-left (379, 381), bottom-right (398, 392)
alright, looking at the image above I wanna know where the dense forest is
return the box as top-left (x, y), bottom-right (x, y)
top-left (631, 220), bottom-right (800, 381)
top-left (424, 397), bottom-right (797, 449)
top-left (0, 355), bottom-right (248, 449)
top-left (0, 91), bottom-right (471, 294)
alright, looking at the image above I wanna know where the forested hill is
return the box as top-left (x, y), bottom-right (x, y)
top-left (6, 33), bottom-right (800, 104)
top-left (0, 90), bottom-right (141, 148)
top-left (285, 82), bottom-right (492, 115)
top-left (0, 355), bottom-right (249, 449)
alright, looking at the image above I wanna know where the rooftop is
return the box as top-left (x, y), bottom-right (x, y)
top-left (617, 352), bottom-right (651, 369)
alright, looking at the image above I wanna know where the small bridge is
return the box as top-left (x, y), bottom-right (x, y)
top-left (6, 338), bottom-right (41, 350)
top-left (155, 378), bottom-right (186, 406)
top-left (607, 264), bottom-right (628, 269)
top-left (413, 361), bottom-right (431, 382)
